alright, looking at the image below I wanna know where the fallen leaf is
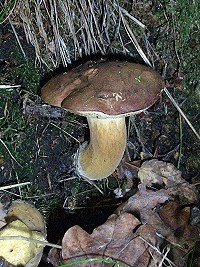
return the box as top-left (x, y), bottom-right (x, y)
top-left (48, 162), bottom-right (199, 267)
top-left (138, 159), bottom-right (187, 187)
top-left (49, 212), bottom-right (160, 267)
top-left (158, 201), bottom-right (191, 230)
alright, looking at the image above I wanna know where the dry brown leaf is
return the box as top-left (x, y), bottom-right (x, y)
top-left (138, 159), bottom-right (186, 187)
top-left (123, 185), bottom-right (199, 266)
top-left (158, 201), bottom-right (191, 230)
top-left (49, 212), bottom-right (160, 267)
top-left (125, 184), bottom-right (169, 214)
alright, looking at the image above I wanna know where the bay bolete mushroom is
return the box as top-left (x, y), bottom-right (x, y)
top-left (0, 200), bottom-right (46, 267)
top-left (41, 60), bottom-right (163, 180)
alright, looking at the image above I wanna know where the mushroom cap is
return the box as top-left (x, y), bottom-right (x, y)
top-left (0, 219), bottom-right (45, 266)
top-left (7, 200), bottom-right (46, 235)
top-left (41, 60), bottom-right (163, 117)
top-left (1, 200), bottom-right (46, 267)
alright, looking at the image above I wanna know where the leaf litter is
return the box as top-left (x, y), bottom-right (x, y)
top-left (48, 160), bottom-right (199, 267)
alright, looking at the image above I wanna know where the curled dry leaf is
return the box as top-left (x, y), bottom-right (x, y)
top-left (124, 184), bottom-right (199, 266)
top-left (49, 212), bottom-right (161, 267)
top-left (0, 200), bottom-right (46, 267)
top-left (138, 159), bottom-right (186, 187)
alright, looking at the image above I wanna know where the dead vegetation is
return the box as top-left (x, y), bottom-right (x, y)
top-left (7, 0), bottom-right (159, 68)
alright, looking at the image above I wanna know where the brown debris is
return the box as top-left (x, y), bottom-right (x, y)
top-left (48, 161), bottom-right (199, 267)
top-left (50, 212), bottom-right (160, 267)
top-left (138, 159), bottom-right (187, 187)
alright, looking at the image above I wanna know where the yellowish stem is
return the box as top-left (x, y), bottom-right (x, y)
top-left (77, 116), bottom-right (127, 180)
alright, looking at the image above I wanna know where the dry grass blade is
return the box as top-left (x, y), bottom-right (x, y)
top-left (0, 182), bottom-right (31, 191)
top-left (0, 236), bottom-right (62, 249)
top-left (164, 87), bottom-right (200, 140)
top-left (12, 0), bottom-right (154, 67)
top-left (51, 0), bottom-right (71, 65)
top-left (8, 16), bottom-right (26, 58)
top-left (119, 9), bottom-right (152, 67)
top-left (117, 5), bottom-right (146, 29)
top-left (59, 0), bottom-right (82, 59)
top-left (87, 0), bottom-right (105, 51)
top-left (82, 177), bottom-right (104, 195)
top-left (0, 138), bottom-right (23, 167)
top-left (50, 122), bottom-right (80, 143)
top-left (139, 236), bottom-right (178, 267)
top-left (0, 85), bottom-right (21, 89)
top-left (0, 0), bottom-right (16, 24)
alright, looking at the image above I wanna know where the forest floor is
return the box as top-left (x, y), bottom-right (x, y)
top-left (0, 1), bottom-right (199, 266)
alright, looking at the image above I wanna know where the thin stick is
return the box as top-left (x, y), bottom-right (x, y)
top-left (0, 182), bottom-right (31, 191)
top-left (164, 87), bottom-right (200, 140)
top-left (0, 236), bottom-right (62, 249)
top-left (0, 85), bottom-right (21, 89)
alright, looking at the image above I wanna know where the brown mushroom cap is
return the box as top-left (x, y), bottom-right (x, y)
top-left (41, 61), bottom-right (98, 107)
top-left (0, 201), bottom-right (46, 267)
top-left (41, 60), bottom-right (163, 116)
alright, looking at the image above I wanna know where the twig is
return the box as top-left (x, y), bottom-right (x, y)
top-left (0, 85), bottom-right (21, 89)
top-left (0, 182), bottom-right (31, 191)
top-left (0, 236), bottom-right (62, 249)
top-left (164, 87), bottom-right (200, 140)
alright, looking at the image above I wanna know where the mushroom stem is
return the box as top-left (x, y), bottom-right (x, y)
top-left (77, 116), bottom-right (127, 180)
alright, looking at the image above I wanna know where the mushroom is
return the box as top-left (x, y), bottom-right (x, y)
top-left (0, 200), bottom-right (46, 267)
top-left (41, 60), bottom-right (163, 180)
